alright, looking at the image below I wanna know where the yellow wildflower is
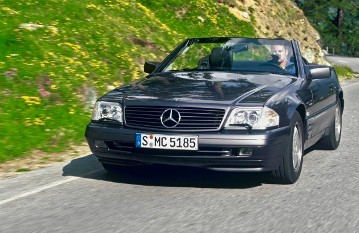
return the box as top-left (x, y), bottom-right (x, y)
top-left (21, 96), bottom-right (41, 105)
top-left (67, 57), bottom-right (75, 63)
top-left (62, 42), bottom-right (81, 52)
top-left (1, 7), bottom-right (19, 15)
top-left (86, 4), bottom-right (101, 10)
top-left (34, 118), bottom-right (45, 125)
top-left (75, 74), bottom-right (87, 80)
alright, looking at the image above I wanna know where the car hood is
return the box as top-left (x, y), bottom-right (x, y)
top-left (103, 72), bottom-right (295, 105)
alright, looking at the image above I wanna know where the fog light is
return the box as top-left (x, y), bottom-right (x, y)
top-left (239, 148), bottom-right (253, 156)
top-left (94, 140), bottom-right (108, 149)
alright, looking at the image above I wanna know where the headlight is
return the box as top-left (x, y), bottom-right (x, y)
top-left (225, 107), bottom-right (279, 129)
top-left (91, 101), bottom-right (123, 123)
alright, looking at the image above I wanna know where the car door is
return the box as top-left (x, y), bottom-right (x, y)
top-left (307, 68), bottom-right (337, 137)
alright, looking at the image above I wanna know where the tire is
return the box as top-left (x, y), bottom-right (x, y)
top-left (272, 111), bottom-right (304, 184)
top-left (319, 101), bottom-right (342, 150)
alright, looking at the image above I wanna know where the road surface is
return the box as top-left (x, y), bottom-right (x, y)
top-left (1, 81), bottom-right (359, 232)
top-left (326, 55), bottom-right (359, 73)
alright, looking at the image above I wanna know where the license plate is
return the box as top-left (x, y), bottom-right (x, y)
top-left (135, 133), bottom-right (198, 150)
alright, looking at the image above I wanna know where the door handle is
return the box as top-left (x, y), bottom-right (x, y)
top-left (328, 83), bottom-right (334, 94)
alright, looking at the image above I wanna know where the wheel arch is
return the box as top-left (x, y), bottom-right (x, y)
top-left (296, 104), bottom-right (306, 123)
top-left (285, 102), bottom-right (307, 139)
top-left (295, 104), bottom-right (307, 136)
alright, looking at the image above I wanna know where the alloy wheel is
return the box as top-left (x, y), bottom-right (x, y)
top-left (335, 105), bottom-right (342, 142)
top-left (292, 123), bottom-right (303, 172)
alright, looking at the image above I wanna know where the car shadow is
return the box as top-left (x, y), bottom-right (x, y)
top-left (62, 154), bottom-right (275, 189)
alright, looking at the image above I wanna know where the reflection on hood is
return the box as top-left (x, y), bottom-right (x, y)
top-left (109, 72), bottom-right (294, 104)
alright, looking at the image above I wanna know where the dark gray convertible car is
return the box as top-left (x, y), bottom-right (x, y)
top-left (85, 37), bottom-right (344, 184)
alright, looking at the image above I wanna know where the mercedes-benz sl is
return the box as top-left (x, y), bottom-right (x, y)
top-left (85, 37), bottom-right (344, 184)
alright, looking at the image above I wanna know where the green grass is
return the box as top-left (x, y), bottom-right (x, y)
top-left (334, 65), bottom-right (355, 80)
top-left (0, 0), bottom-right (255, 162)
top-left (15, 168), bottom-right (32, 173)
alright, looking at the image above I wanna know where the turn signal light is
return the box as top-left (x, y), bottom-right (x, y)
top-left (238, 148), bottom-right (253, 156)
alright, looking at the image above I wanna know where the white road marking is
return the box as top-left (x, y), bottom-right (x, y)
top-left (0, 169), bottom-right (103, 206)
top-left (0, 177), bottom-right (78, 206)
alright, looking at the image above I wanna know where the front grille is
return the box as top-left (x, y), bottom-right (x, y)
top-left (125, 106), bottom-right (225, 130)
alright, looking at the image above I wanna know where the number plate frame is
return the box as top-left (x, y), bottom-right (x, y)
top-left (135, 133), bottom-right (198, 150)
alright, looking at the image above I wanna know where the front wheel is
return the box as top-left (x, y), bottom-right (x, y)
top-left (272, 111), bottom-right (304, 184)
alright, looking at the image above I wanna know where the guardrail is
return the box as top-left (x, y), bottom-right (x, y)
top-left (324, 45), bottom-right (359, 57)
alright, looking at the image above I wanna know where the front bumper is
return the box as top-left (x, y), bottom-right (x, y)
top-left (85, 123), bottom-right (291, 172)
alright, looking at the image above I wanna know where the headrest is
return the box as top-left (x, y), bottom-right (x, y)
top-left (209, 47), bottom-right (232, 69)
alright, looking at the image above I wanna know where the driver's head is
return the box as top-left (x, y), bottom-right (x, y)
top-left (271, 44), bottom-right (289, 63)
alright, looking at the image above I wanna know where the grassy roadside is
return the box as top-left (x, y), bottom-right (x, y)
top-left (334, 65), bottom-right (357, 80)
top-left (0, 0), bottom-right (255, 163)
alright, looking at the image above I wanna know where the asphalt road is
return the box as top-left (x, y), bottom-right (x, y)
top-left (326, 55), bottom-right (359, 73)
top-left (1, 81), bottom-right (359, 232)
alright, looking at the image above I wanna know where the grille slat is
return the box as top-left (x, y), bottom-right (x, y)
top-left (182, 115), bottom-right (223, 118)
top-left (125, 106), bottom-right (225, 130)
top-left (181, 118), bottom-right (223, 121)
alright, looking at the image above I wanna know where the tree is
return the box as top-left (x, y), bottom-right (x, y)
top-left (296, 0), bottom-right (359, 56)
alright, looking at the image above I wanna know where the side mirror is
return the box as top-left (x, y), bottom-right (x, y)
top-left (308, 65), bottom-right (331, 79)
top-left (144, 61), bottom-right (160, 74)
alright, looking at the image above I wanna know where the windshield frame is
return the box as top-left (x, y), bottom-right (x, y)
top-left (154, 37), bottom-right (298, 77)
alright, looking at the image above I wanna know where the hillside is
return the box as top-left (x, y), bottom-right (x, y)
top-left (297, 0), bottom-right (359, 57)
top-left (0, 0), bottom-right (326, 164)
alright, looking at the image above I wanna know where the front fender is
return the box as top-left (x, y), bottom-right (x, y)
top-left (265, 80), bottom-right (307, 128)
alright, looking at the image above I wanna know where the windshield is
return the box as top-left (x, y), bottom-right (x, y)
top-left (163, 38), bottom-right (297, 76)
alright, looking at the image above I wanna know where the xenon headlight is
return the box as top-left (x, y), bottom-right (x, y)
top-left (225, 107), bottom-right (279, 129)
top-left (91, 101), bottom-right (123, 123)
